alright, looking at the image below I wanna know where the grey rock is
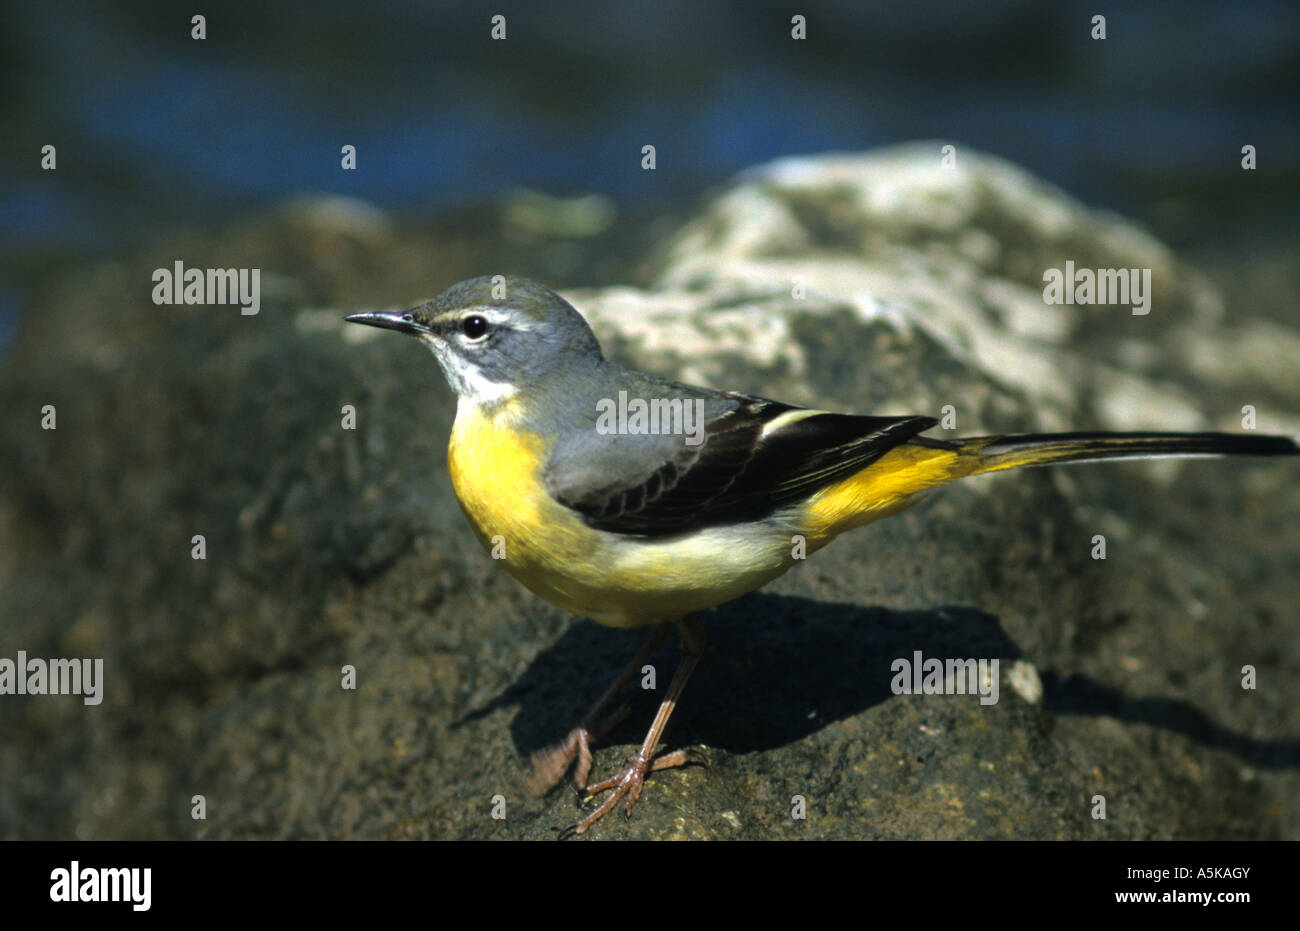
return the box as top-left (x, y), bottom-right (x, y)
top-left (1, 146), bottom-right (1296, 840)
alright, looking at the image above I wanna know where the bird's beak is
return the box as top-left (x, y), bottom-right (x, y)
top-left (344, 310), bottom-right (430, 337)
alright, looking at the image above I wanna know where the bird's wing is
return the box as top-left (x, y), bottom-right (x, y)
top-left (544, 393), bottom-right (937, 536)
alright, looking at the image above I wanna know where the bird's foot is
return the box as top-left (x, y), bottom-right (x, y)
top-left (524, 704), bottom-right (631, 796)
top-left (561, 748), bottom-right (692, 836)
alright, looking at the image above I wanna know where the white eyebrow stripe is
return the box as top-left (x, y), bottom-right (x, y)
top-left (473, 307), bottom-right (534, 330)
top-left (759, 408), bottom-right (828, 440)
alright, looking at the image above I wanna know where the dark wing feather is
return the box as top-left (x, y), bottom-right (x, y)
top-left (547, 395), bottom-right (936, 536)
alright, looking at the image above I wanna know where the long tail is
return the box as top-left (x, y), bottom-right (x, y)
top-left (958, 431), bottom-right (1299, 476)
top-left (806, 429), bottom-right (1298, 537)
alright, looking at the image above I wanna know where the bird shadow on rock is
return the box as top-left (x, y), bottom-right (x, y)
top-left (456, 591), bottom-right (1300, 770)
top-left (461, 592), bottom-right (1016, 756)
top-left (1042, 673), bottom-right (1300, 770)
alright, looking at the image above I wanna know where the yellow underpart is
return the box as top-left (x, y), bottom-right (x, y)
top-left (800, 444), bottom-right (970, 548)
top-left (799, 439), bottom-right (1088, 548)
top-left (449, 402), bottom-right (812, 627)
top-left (448, 400), bottom-right (596, 611)
top-left (447, 411), bottom-right (1073, 627)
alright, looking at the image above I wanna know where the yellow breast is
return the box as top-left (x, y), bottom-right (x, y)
top-left (447, 399), bottom-right (583, 565)
top-left (447, 399), bottom-right (620, 617)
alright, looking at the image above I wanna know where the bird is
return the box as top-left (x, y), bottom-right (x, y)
top-left (345, 275), bottom-right (1298, 835)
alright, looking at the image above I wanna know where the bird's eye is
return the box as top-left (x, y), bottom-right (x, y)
top-left (462, 315), bottom-right (489, 340)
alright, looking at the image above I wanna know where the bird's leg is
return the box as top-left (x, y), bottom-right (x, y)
top-left (524, 619), bottom-right (674, 796)
top-left (568, 614), bottom-right (706, 835)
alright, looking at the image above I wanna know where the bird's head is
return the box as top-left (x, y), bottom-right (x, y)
top-left (346, 276), bottom-right (605, 411)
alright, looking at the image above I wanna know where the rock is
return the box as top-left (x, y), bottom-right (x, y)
top-left (1, 146), bottom-right (1296, 840)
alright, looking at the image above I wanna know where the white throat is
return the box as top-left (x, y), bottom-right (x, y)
top-left (422, 337), bottom-right (517, 408)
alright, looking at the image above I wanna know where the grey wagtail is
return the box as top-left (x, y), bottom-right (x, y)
top-left (346, 275), bottom-right (1298, 835)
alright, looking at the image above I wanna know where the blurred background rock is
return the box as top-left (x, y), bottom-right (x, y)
top-left (3, 0), bottom-right (1298, 340)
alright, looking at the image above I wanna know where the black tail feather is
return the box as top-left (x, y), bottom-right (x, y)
top-left (965, 431), bottom-right (1299, 473)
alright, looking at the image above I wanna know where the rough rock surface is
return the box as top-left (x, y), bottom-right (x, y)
top-left (2, 146), bottom-right (1297, 840)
